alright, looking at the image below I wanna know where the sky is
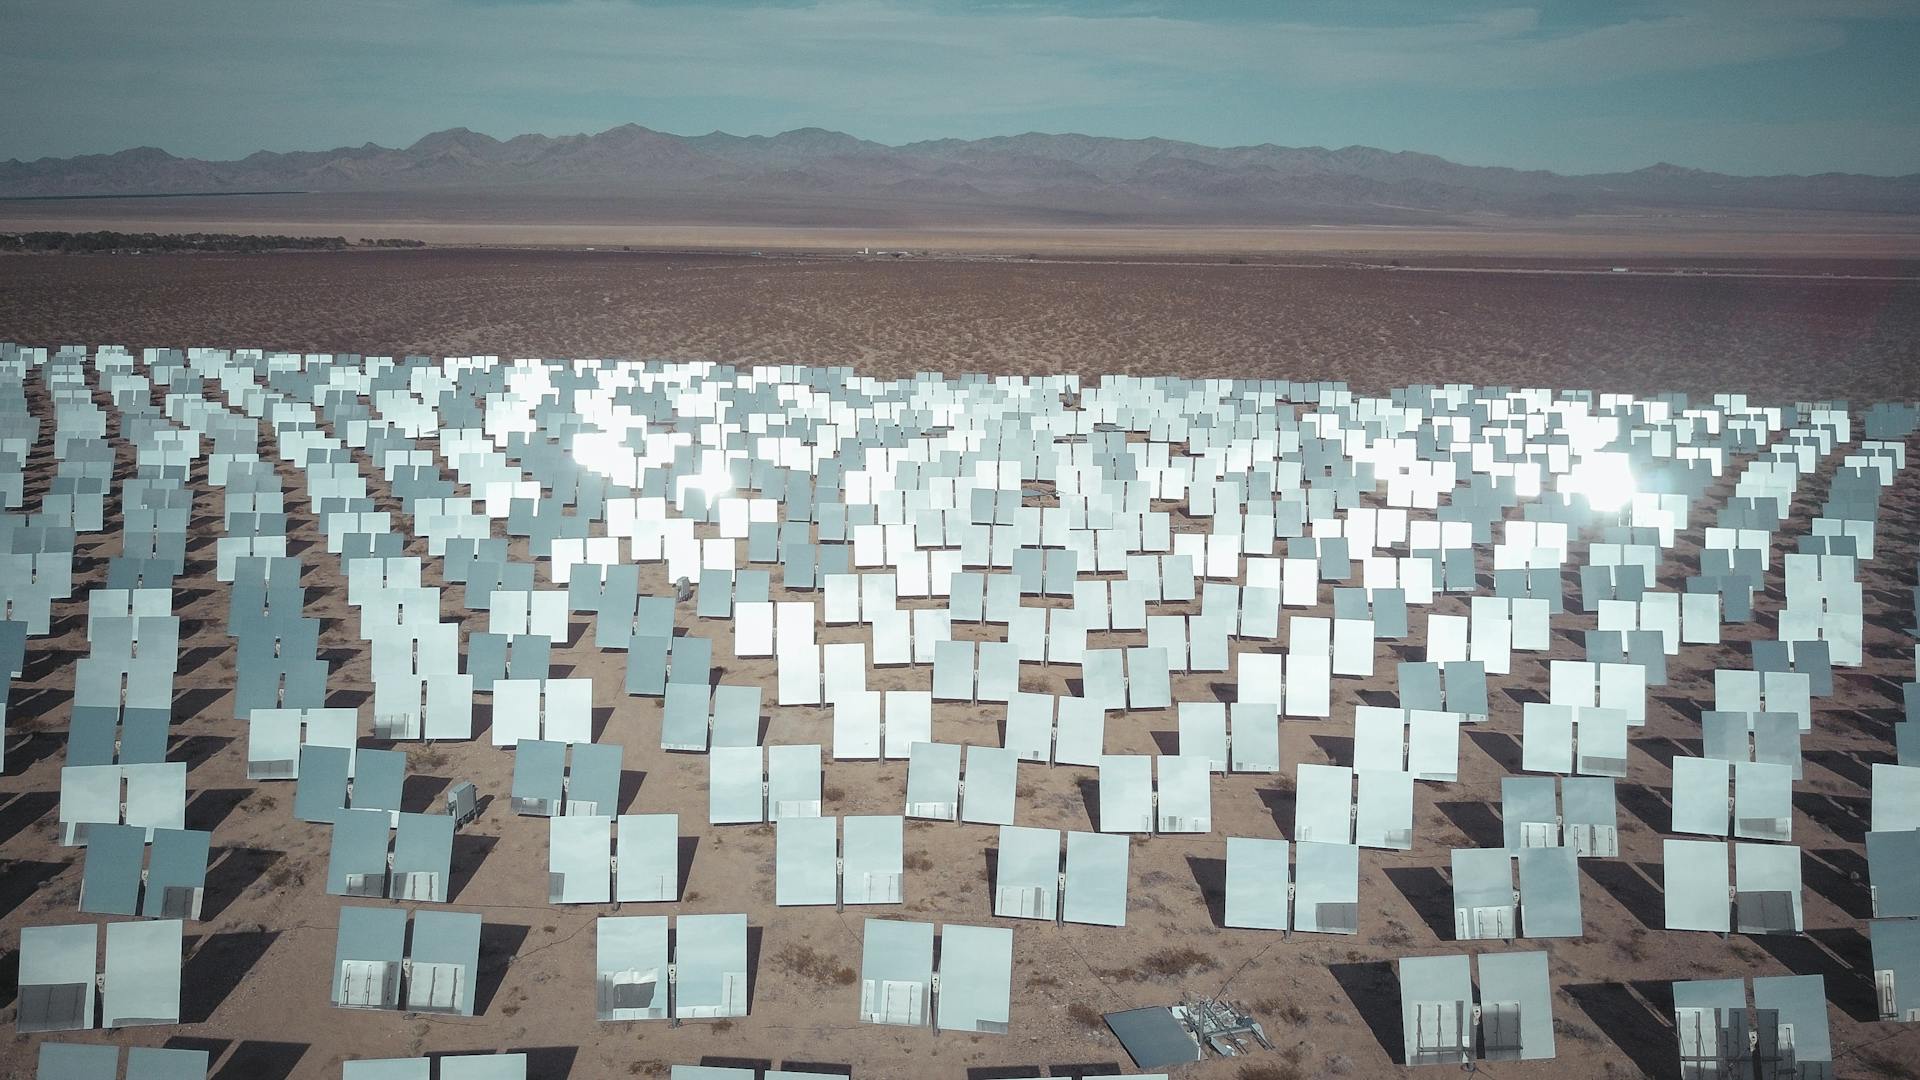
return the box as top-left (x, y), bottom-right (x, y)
top-left (6, 0), bottom-right (1918, 175)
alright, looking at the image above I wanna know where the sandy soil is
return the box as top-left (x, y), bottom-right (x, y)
top-left (2, 250), bottom-right (1918, 404)
top-left (1, 266), bottom-right (1918, 1079)
top-left (4, 191), bottom-right (1919, 258)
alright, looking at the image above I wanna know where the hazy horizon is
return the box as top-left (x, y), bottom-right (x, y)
top-left (6, 0), bottom-right (1919, 177)
top-left (14, 118), bottom-right (1919, 181)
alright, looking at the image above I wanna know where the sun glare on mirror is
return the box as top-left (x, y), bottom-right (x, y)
top-left (1562, 451), bottom-right (1635, 512)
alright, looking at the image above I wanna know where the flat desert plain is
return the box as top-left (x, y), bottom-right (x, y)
top-left (1, 247), bottom-right (1918, 401)
top-left (0, 247), bottom-right (1918, 1080)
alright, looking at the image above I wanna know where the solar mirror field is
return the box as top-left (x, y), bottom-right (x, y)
top-left (0, 341), bottom-right (1917, 1078)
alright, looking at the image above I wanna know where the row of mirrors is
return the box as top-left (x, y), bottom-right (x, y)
top-left (3, 342), bottom-right (1918, 1076)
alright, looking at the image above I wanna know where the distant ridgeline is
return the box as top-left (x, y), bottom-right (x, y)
top-left (0, 231), bottom-right (426, 253)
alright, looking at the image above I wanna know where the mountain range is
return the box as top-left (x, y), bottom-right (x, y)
top-left (5, 123), bottom-right (1917, 223)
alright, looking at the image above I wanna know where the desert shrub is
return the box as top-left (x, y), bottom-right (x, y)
top-left (1141, 946), bottom-right (1216, 978)
top-left (1066, 1002), bottom-right (1104, 1028)
top-left (1235, 1063), bottom-right (1302, 1080)
top-left (772, 943), bottom-right (857, 986)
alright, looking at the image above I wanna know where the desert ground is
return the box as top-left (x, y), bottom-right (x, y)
top-left (4, 189), bottom-right (1920, 259)
top-left (1, 248), bottom-right (1919, 1080)
top-left (1, 248), bottom-right (1917, 402)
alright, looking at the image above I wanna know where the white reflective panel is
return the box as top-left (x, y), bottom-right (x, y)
top-left (1399, 954), bottom-right (1473, 1066)
top-left (870, 606), bottom-right (912, 666)
top-left (768, 744), bottom-right (822, 819)
top-left (833, 691), bottom-right (882, 761)
top-left (1098, 755), bottom-right (1154, 833)
top-left (711, 685), bottom-right (760, 748)
top-left (542, 679), bottom-right (593, 743)
top-left (102, 918), bottom-right (182, 1028)
top-left (932, 640), bottom-right (976, 702)
top-left (344, 1060), bottom-right (430, 1080)
top-left (1004, 692), bottom-right (1054, 763)
top-left (776, 643), bottom-right (822, 707)
top-left (977, 641), bottom-right (1020, 703)
top-left (1355, 769), bottom-right (1414, 850)
top-left (843, 815), bottom-right (904, 905)
top-left (1177, 703), bottom-right (1228, 772)
top-left (1292, 841), bottom-right (1360, 935)
top-left (491, 679), bottom-right (542, 747)
top-left (1053, 698), bottom-right (1106, 766)
top-left (615, 814), bottom-right (680, 903)
top-left (60, 764), bottom-right (124, 845)
top-left (18, 923), bottom-right (97, 1032)
top-left (549, 815), bottom-right (613, 904)
top-left (734, 601), bottom-right (773, 658)
top-left (1237, 652), bottom-right (1284, 711)
top-left (1599, 662), bottom-right (1646, 727)
top-left (1575, 709), bottom-right (1629, 777)
top-left (1155, 755), bottom-right (1212, 834)
top-left (1672, 756), bottom-right (1732, 836)
top-left (905, 742), bottom-right (962, 821)
top-left (661, 683), bottom-right (711, 752)
top-left (1872, 763), bottom-right (1920, 832)
top-left (1046, 606), bottom-right (1087, 664)
top-left (994, 825), bottom-right (1060, 920)
top-left (440, 1054), bottom-right (526, 1080)
top-left (1452, 847), bottom-right (1516, 941)
top-left (1426, 614), bottom-right (1469, 664)
top-left (824, 574), bottom-right (860, 623)
top-left (1282, 556), bottom-right (1318, 606)
top-left (912, 608), bottom-right (950, 664)
top-left (1353, 706), bottom-right (1405, 773)
top-left (247, 709), bottom-right (303, 779)
top-left (1081, 650), bottom-right (1125, 712)
top-left (708, 746), bottom-right (765, 825)
top-left (1681, 591), bottom-right (1720, 645)
top-left (1734, 841), bottom-right (1804, 934)
top-left (859, 918), bottom-right (934, 1027)
top-left (424, 673), bottom-right (475, 740)
top-left (1468, 599), bottom-right (1513, 676)
top-left (1241, 585), bottom-right (1281, 639)
top-left (1521, 704), bottom-right (1574, 774)
top-left (1229, 702), bottom-right (1280, 773)
top-left (124, 763), bottom-right (187, 841)
top-left (1125, 647), bottom-right (1172, 710)
top-left (961, 746), bottom-right (1019, 826)
top-left (823, 641), bottom-right (867, 704)
top-left (935, 924), bottom-right (1012, 1034)
top-left (1408, 711), bottom-right (1461, 782)
top-left (775, 601), bottom-right (815, 651)
top-left (597, 916), bottom-right (669, 1021)
top-left (1225, 836), bottom-right (1290, 930)
top-left (776, 816), bottom-right (839, 906)
top-left (1295, 764), bottom-right (1354, 844)
top-left (1517, 847), bottom-right (1582, 938)
top-left (1062, 830), bottom-right (1129, 927)
top-left (674, 913), bottom-right (748, 1019)
top-left (1511, 598), bottom-right (1550, 651)
top-left (1332, 618), bottom-right (1374, 677)
top-left (1664, 839), bottom-right (1732, 932)
top-left (1549, 661), bottom-right (1597, 707)
top-left (1478, 951), bottom-right (1556, 1061)
top-left (1562, 777), bottom-right (1620, 858)
top-left (1732, 760), bottom-right (1792, 842)
top-left (883, 691), bottom-right (933, 760)
top-left (1286, 653), bottom-right (1331, 718)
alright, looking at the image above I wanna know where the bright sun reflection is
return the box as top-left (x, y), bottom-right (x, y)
top-left (1563, 451), bottom-right (1636, 512)
top-left (692, 468), bottom-right (734, 499)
